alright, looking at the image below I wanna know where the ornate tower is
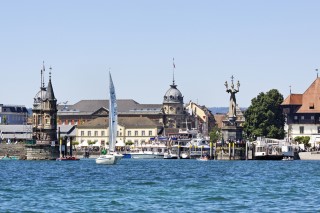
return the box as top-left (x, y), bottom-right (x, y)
top-left (163, 76), bottom-right (185, 128)
top-left (32, 67), bottom-right (57, 145)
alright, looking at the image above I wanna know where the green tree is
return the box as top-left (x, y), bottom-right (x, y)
top-left (244, 89), bottom-right (285, 140)
top-left (209, 126), bottom-right (221, 143)
top-left (294, 136), bottom-right (311, 148)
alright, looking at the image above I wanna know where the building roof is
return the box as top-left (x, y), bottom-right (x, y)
top-left (0, 125), bottom-right (32, 133)
top-left (78, 117), bottom-right (160, 129)
top-left (45, 78), bottom-right (56, 101)
top-left (163, 83), bottom-right (183, 104)
top-left (281, 94), bottom-right (303, 105)
top-left (282, 77), bottom-right (320, 113)
top-left (58, 100), bottom-right (163, 115)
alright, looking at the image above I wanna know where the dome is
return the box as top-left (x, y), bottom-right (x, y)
top-left (34, 88), bottom-right (47, 104)
top-left (163, 84), bottom-right (183, 103)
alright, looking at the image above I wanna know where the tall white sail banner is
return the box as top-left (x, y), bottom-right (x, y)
top-left (109, 73), bottom-right (118, 152)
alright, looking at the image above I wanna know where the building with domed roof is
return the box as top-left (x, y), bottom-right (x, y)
top-left (162, 79), bottom-right (187, 128)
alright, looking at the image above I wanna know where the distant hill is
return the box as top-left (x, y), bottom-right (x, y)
top-left (209, 107), bottom-right (247, 114)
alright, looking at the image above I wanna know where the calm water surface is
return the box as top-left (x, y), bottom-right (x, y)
top-left (0, 159), bottom-right (319, 212)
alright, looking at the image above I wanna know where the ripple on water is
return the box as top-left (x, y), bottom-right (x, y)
top-left (0, 160), bottom-right (320, 212)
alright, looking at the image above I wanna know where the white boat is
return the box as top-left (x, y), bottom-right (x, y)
top-left (96, 72), bottom-right (123, 165)
top-left (181, 152), bottom-right (190, 159)
top-left (299, 151), bottom-right (320, 160)
top-left (186, 137), bottom-right (210, 159)
top-left (164, 149), bottom-right (178, 159)
top-left (254, 137), bottom-right (295, 160)
top-left (130, 151), bottom-right (164, 159)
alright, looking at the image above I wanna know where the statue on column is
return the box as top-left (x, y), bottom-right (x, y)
top-left (225, 76), bottom-right (240, 119)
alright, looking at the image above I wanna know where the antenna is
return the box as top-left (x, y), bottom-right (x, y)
top-left (316, 69), bottom-right (318, 78)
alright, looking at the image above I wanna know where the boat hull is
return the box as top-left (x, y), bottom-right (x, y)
top-left (56, 157), bottom-right (80, 161)
top-left (1, 156), bottom-right (19, 160)
top-left (96, 154), bottom-right (123, 165)
top-left (130, 153), bottom-right (164, 159)
top-left (299, 152), bottom-right (320, 160)
top-left (254, 155), bottom-right (284, 160)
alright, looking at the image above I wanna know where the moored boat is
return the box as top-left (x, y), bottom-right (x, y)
top-left (130, 151), bottom-right (164, 159)
top-left (254, 137), bottom-right (295, 160)
top-left (1, 155), bottom-right (19, 160)
top-left (56, 156), bottom-right (80, 161)
top-left (298, 151), bottom-right (320, 160)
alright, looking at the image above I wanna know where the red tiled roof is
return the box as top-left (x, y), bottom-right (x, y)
top-left (297, 78), bottom-right (320, 113)
top-left (281, 94), bottom-right (302, 105)
top-left (282, 78), bottom-right (320, 113)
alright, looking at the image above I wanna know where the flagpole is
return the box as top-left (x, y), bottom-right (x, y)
top-left (172, 57), bottom-right (175, 85)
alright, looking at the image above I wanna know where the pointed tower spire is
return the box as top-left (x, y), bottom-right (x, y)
top-left (46, 66), bottom-right (55, 100)
top-left (316, 69), bottom-right (318, 78)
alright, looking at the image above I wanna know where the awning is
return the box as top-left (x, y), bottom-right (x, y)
top-left (116, 141), bottom-right (125, 147)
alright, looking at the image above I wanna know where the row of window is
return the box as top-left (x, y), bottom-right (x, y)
top-left (294, 115), bottom-right (319, 121)
top-left (80, 130), bottom-right (153, 137)
top-left (299, 126), bottom-right (320, 134)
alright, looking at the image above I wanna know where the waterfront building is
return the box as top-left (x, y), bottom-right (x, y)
top-left (185, 101), bottom-right (216, 136)
top-left (0, 104), bottom-right (29, 125)
top-left (281, 76), bottom-right (320, 140)
top-left (58, 71), bottom-right (215, 137)
top-left (0, 125), bottom-right (32, 143)
top-left (57, 99), bottom-right (163, 126)
top-left (75, 117), bottom-right (161, 148)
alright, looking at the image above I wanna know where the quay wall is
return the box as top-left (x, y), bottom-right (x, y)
top-left (0, 144), bottom-right (27, 159)
top-left (26, 145), bottom-right (60, 160)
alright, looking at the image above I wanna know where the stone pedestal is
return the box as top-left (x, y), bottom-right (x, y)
top-left (26, 144), bottom-right (59, 160)
top-left (221, 118), bottom-right (243, 142)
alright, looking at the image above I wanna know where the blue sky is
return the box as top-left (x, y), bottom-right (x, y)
top-left (1, 0), bottom-right (320, 108)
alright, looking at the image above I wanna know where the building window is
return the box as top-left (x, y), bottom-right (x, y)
top-left (95, 131), bottom-right (98, 136)
top-left (301, 116), bottom-right (304, 120)
top-left (300, 126), bottom-right (304, 134)
top-left (45, 115), bottom-right (50, 124)
top-left (135, 131), bottom-right (138, 136)
top-left (311, 116), bottom-right (315, 120)
top-left (101, 131), bottom-right (105, 136)
top-left (128, 131), bottom-right (131, 136)
top-left (142, 131), bottom-right (145, 136)
top-left (81, 131), bottom-right (84, 136)
top-left (294, 116), bottom-right (298, 120)
top-left (88, 131), bottom-right (91, 136)
top-left (149, 131), bottom-right (152, 136)
top-left (38, 115), bottom-right (42, 125)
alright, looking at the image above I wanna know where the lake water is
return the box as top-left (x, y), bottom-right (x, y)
top-left (0, 159), bottom-right (319, 212)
